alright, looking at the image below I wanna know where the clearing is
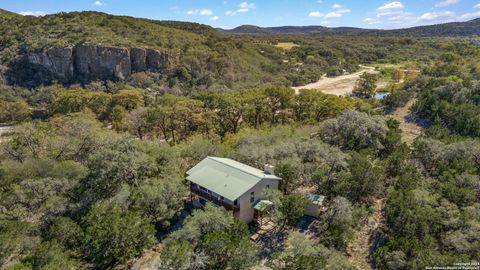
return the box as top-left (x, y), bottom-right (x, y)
top-left (388, 98), bottom-right (423, 144)
top-left (292, 66), bottom-right (378, 96)
top-left (275, 42), bottom-right (299, 50)
top-left (347, 199), bottom-right (385, 270)
top-left (0, 125), bottom-right (14, 143)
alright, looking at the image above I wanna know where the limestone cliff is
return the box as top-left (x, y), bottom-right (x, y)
top-left (22, 44), bottom-right (175, 84)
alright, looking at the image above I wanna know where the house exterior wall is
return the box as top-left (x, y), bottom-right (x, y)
top-left (305, 203), bottom-right (321, 218)
top-left (235, 178), bottom-right (279, 223)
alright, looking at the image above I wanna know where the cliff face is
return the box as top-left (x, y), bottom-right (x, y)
top-left (23, 44), bottom-right (175, 84)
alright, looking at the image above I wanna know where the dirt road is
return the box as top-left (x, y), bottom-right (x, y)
top-left (347, 199), bottom-right (385, 270)
top-left (388, 98), bottom-right (422, 144)
top-left (292, 66), bottom-right (378, 96)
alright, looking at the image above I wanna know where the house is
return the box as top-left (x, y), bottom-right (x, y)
top-left (186, 157), bottom-right (282, 223)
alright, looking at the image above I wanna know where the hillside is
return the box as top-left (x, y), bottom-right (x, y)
top-left (0, 10), bottom-right (283, 89)
top-left (223, 18), bottom-right (480, 36)
top-left (0, 8), bottom-right (20, 19)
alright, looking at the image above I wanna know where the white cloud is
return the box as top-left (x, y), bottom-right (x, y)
top-left (239, 2), bottom-right (256, 9)
top-left (321, 3), bottom-right (350, 19)
top-left (325, 12), bottom-right (342, 19)
top-left (418, 11), bottom-right (455, 21)
top-left (475, 3), bottom-right (480, 9)
top-left (435, 0), bottom-right (460, 8)
top-left (200, 9), bottom-right (213, 16)
top-left (376, 1), bottom-right (407, 18)
top-left (18, 11), bottom-right (46, 16)
top-left (209, 16), bottom-right (219, 21)
top-left (308, 11), bottom-right (323, 17)
top-left (377, 1), bottom-right (404, 11)
top-left (92, 1), bottom-right (104, 6)
top-left (324, 7), bottom-right (350, 19)
top-left (363, 17), bottom-right (381, 25)
top-left (237, 2), bottom-right (255, 13)
top-left (187, 9), bottom-right (213, 16)
top-left (225, 2), bottom-right (256, 16)
top-left (459, 10), bottom-right (480, 20)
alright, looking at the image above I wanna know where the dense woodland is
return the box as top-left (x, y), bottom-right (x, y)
top-left (1, 9), bottom-right (480, 270)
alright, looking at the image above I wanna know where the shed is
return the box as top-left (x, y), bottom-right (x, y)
top-left (304, 193), bottom-right (325, 218)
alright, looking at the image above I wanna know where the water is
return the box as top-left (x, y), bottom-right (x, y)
top-left (374, 92), bottom-right (390, 100)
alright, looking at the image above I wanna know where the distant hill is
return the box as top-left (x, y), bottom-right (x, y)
top-left (223, 18), bottom-right (480, 37)
top-left (0, 8), bottom-right (20, 19)
top-left (223, 25), bottom-right (364, 36)
top-left (386, 18), bottom-right (480, 36)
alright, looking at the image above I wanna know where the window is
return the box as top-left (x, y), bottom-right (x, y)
top-left (266, 184), bottom-right (270, 189)
top-left (234, 199), bottom-right (238, 205)
top-left (250, 191), bottom-right (255, 203)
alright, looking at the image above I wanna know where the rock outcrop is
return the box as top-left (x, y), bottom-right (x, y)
top-left (27, 47), bottom-right (74, 79)
top-left (23, 44), bottom-right (175, 83)
top-left (74, 44), bottom-right (131, 80)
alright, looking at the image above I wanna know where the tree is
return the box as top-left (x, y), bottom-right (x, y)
top-left (45, 112), bottom-right (110, 162)
top-left (25, 241), bottom-right (86, 270)
top-left (47, 217), bottom-right (84, 251)
top-left (319, 110), bottom-right (390, 154)
top-left (127, 107), bottom-right (150, 139)
top-left (276, 159), bottom-right (301, 194)
top-left (111, 105), bottom-right (128, 132)
top-left (201, 220), bottom-right (260, 269)
top-left (80, 137), bottom-right (156, 204)
top-left (294, 89), bottom-right (354, 123)
top-left (112, 89), bottom-right (144, 111)
top-left (317, 197), bottom-right (354, 250)
top-left (48, 89), bottom-right (91, 116)
top-left (265, 86), bottom-right (295, 125)
top-left (169, 203), bottom-right (234, 243)
top-left (268, 232), bottom-right (354, 270)
top-left (243, 88), bottom-right (269, 128)
top-left (0, 219), bottom-right (40, 267)
top-left (266, 190), bottom-right (308, 229)
top-left (155, 241), bottom-right (206, 270)
top-left (81, 202), bottom-right (156, 268)
top-left (353, 73), bottom-right (377, 98)
top-left (337, 151), bottom-right (385, 203)
top-left (130, 177), bottom-right (187, 228)
top-left (0, 99), bottom-right (31, 123)
top-left (198, 92), bottom-right (247, 136)
top-left (148, 95), bottom-right (215, 145)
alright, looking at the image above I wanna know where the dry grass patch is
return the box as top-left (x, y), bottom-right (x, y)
top-left (275, 42), bottom-right (299, 50)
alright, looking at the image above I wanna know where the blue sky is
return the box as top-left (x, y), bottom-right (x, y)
top-left (1, 0), bottom-right (479, 29)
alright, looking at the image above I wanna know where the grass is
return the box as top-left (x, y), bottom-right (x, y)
top-left (275, 42), bottom-right (299, 50)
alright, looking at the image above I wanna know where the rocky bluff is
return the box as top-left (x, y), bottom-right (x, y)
top-left (25, 44), bottom-right (175, 83)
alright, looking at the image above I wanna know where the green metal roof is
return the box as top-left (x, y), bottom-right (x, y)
top-left (186, 157), bottom-right (281, 201)
top-left (304, 193), bottom-right (325, 205)
top-left (253, 200), bottom-right (273, 211)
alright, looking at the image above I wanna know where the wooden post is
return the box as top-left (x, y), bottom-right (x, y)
top-left (190, 182), bottom-right (193, 203)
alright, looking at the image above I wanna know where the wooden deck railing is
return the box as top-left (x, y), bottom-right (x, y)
top-left (191, 185), bottom-right (240, 212)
